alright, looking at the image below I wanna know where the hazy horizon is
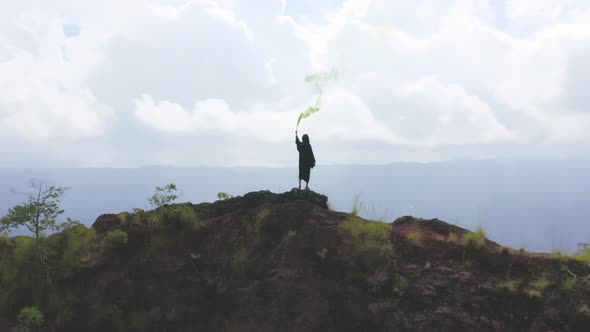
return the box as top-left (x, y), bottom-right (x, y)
top-left (1, 158), bottom-right (589, 254)
top-left (1, 156), bottom-right (588, 169)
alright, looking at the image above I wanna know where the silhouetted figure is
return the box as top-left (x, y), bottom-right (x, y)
top-left (295, 130), bottom-right (316, 189)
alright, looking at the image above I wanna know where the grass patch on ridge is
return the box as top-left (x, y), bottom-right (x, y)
top-left (343, 217), bottom-right (392, 264)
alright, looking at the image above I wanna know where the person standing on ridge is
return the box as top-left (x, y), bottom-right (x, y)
top-left (295, 130), bottom-right (316, 190)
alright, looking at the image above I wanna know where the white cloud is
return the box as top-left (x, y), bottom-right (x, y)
top-left (134, 94), bottom-right (294, 143)
top-left (0, 10), bottom-right (113, 141)
top-left (147, 0), bottom-right (254, 41)
top-left (134, 91), bottom-right (399, 146)
top-left (390, 77), bottom-right (513, 146)
top-left (134, 95), bottom-right (194, 133)
top-left (305, 92), bottom-right (402, 144)
top-left (505, 0), bottom-right (590, 32)
top-left (1, 0), bottom-right (590, 166)
top-left (282, 0), bottom-right (590, 147)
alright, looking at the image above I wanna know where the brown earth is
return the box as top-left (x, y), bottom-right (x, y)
top-left (3, 189), bottom-right (590, 331)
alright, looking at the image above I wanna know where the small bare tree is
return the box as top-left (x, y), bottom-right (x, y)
top-left (0, 179), bottom-right (70, 242)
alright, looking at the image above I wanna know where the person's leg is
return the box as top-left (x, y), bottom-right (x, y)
top-left (305, 179), bottom-right (309, 189)
top-left (298, 178), bottom-right (301, 189)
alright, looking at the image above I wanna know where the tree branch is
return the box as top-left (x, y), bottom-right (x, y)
top-left (9, 188), bottom-right (33, 197)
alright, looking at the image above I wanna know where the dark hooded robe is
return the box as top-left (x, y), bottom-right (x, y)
top-left (296, 134), bottom-right (315, 182)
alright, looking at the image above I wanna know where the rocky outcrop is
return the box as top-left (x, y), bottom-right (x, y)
top-left (4, 190), bottom-right (590, 331)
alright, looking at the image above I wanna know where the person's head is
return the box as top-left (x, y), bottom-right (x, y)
top-left (302, 134), bottom-right (310, 144)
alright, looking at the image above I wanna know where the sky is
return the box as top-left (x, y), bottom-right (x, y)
top-left (1, 0), bottom-right (589, 167)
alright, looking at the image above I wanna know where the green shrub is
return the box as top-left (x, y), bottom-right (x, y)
top-left (434, 234), bottom-right (445, 241)
top-left (562, 277), bottom-right (577, 291)
top-left (406, 231), bottom-right (423, 246)
top-left (256, 209), bottom-right (271, 222)
top-left (525, 289), bottom-right (542, 298)
top-left (56, 217), bottom-right (82, 232)
top-left (148, 184), bottom-right (178, 209)
top-left (574, 243), bottom-right (590, 263)
top-left (462, 227), bottom-right (487, 249)
top-left (217, 192), bottom-right (233, 200)
top-left (498, 279), bottom-right (520, 293)
top-left (55, 224), bottom-right (96, 266)
top-left (18, 306), bottom-right (44, 329)
top-left (0, 239), bottom-right (35, 311)
top-left (531, 278), bottom-right (550, 292)
top-left (253, 209), bottom-right (271, 241)
top-left (552, 248), bottom-right (570, 259)
top-left (448, 232), bottom-right (459, 244)
top-left (0, 237), bottom-right (36, 285)
top-left (575, 250), bottom-right (590, 263)
top-left (0, 233), bottom-right (8, 248)
top-left (343, 217), bottom-right (392, 264)
top-left (103, 230), bottom-right (128, 249)
top-left (160, 205), bottom-right (200, 231)
top-left (0, 249), bottom-right (17, 286)
top-left (523, 278), bottom-right (551, 299)
top-left (147, 212), bottom-right (161, 229)
top-left (148, 205), bottom-right (199, 230)
top-left (132, 208), bottom-right (147, 221)
top-left (231, 246), bottom-right (249, 274)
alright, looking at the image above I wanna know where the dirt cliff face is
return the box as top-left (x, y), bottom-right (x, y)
top-left (3, 190), bottom-right (590, 331)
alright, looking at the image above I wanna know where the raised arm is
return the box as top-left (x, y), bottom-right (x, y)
top-left (295, 131), bottom-right (301, 150)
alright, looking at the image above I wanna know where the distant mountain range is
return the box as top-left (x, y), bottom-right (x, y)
top-left (1, 158), bottom-right (588, 252)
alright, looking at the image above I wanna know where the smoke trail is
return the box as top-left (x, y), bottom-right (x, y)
top-left (296, 68), bottom-right (338, 128)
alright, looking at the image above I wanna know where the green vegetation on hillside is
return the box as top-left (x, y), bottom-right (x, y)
top-left (102, 230), bottom-right (128, 248)
top-left (18, 306), bottom-right (44, 331)
top-left (0, 182), bottom-right (205, 328)
top-left (406, 231), bottom-right (423, 246)
top-left (448, 232), bottom-right (459, 244)
top-left (562, 276), bottom-right (577, 291)
top-left (342, 217), bottom-right (391, 265)
top-left (531, 278), bottom-right (550, 292)
top-left (0, 223), bottom-right (98, 327)
top-left (0, 187), bottom-right (587, 331)
top-left (159, 205), bottom-right (201, 230)
top-left (574, 243), bottom-right (590, 263)
top-left (217, 192), bottom-right (233, 200)
top-left (144, 184), bottom-right (201, 231)
top-left (462, 227), bottom-right (487, 249)
top-left (498, 279), bottom-right (520, 293)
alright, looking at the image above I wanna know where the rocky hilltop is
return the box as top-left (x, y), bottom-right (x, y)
top-left (1, 190), bottom-right (589, 331)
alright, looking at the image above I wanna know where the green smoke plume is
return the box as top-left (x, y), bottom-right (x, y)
top-left (297, 68), bottom-right (338, 128)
